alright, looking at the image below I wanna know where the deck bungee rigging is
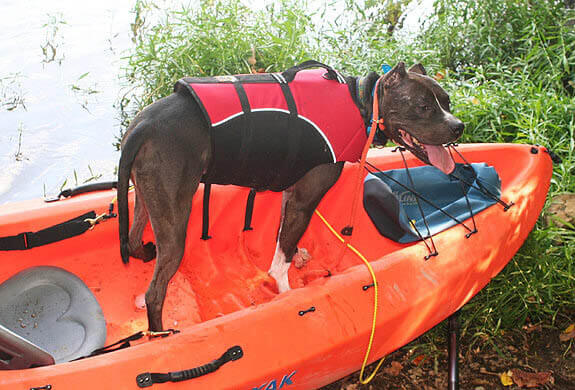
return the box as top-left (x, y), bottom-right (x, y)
top-left (362, 144), bottom-right (514, 258)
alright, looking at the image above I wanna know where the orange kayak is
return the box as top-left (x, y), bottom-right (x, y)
top-left (0, 144), bottom-right (552, 389)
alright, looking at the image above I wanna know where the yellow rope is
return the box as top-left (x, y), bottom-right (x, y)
top-left (313, 209), bottom-right (385, 384)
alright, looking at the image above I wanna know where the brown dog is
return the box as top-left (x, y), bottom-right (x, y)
top-left (117, 62), bottom-right (464, 331)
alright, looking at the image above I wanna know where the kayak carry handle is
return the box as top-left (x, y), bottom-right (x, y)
top-left (136, 346), bottom-right (243, 388)
top-left (45, 181), bottom-right (118, 202)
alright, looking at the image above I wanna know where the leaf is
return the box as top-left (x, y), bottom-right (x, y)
top-left (559, 324), bottom-right (575, 342)
top-left (522, 323), bottom-right (541, 333)
top-left (412, 354), bottom-right (427, 366)
top-left (510, 369), bottom-right (553, 388)
top-left (383, 361), bottom-right (403, 376)
top-left (500, 370), bottom-right (514, 386)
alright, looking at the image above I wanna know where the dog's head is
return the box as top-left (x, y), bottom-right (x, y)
top-left (376, 62), bottom-right (463, 174)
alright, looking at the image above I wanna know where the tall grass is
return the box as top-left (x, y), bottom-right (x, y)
top-left (119, 0), bottom-right (575, 347)
top-left (398, 0), bottom-right (575, 345)
top-left (118, 0), bottom-right (321, 136)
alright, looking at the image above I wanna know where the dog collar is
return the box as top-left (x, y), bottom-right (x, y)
top-left (366, 77), bottom-right (385, 137)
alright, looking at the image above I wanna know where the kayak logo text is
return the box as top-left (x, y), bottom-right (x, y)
top-left (252, 371), bottom-right (296, 390)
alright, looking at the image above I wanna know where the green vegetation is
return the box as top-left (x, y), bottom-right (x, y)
top-left (41, 13), bottom-right (67, 65)
top-left (120, 0), bottom-right (574, 356)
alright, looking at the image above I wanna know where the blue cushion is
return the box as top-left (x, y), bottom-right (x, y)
top-left (364, 163), bottom-right (501, 243)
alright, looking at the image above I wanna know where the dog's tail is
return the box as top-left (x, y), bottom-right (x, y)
top-left (117, 122), bottom-right (150, 264)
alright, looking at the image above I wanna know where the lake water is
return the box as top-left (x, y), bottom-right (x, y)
top-left (0, 0), bottom-right (133, 205)
top-left (0, 0), bottom-right (429, 206)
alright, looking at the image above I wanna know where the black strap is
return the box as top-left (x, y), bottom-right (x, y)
top-left (282, 60), bottom-right (342, 83)
top-left (0, 211), bottom-right (96, 251)
top-left (85, 329), bottom-right (179, 359)
top-left (86, 331), bottom-right (147, 357)
top-left (269, 77), bottom-right (302, 189)
top-left (201, 183), bottom-right (212, 240)
top-left (136, 346), bottom-right (243, 388)
top-left (243, 188), bottom-right (257, 231)
top-left (233, 82), bottom-right (254, 174)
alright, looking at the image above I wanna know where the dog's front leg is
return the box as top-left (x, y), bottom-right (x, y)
top-left (268, 162), bottom-right (344, 293)
top-left (268, 190), bottom-right (292, 293)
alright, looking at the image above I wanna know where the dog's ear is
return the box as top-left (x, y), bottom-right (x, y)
top-left (408, 63), bottom-right (427, 75)
top-left (383, 62), bottom-right (407, 89)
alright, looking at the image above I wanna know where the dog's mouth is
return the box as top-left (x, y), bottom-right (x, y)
top-left (397, 129), bottom-right (455, 174)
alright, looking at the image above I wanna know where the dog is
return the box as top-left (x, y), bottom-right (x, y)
top-left (117, 61), bottom-right (464, 331)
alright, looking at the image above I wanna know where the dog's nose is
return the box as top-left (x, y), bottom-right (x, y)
top-left (450, 121), bottom-right (465, 137)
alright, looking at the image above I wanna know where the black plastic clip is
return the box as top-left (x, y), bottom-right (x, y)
top-left (298, 306), bottom-right (316, 316)
top-left (545, 149), bottom-right (563, 164)
top-left (341, 226), bottom-right (353, 236)
top-left (503, 201), bottom-right (515, 212)
top-left (424, 251), bottom-right (439, 261)
top-left (30, 386), bottom-right (51, 390)
top-left (465, 229), bottom-right (478, 239)
top-left (362, 283), bottom-right (375, 291)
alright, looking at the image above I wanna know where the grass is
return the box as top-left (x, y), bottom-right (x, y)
top-left (117, 0), bottom-right (321, 143)
top-left (118, 0), bottom-right (575, 361)
top-left (0, 74), bottom-right (26, 111)
top-left (41, 13), bottom-right (67, 65)
top-left (14, 122), bottom-right (26, 162)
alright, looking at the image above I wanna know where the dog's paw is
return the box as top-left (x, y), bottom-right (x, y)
top-left (293, 248), bottom-right (311, 269)
top-left (130, 241), bottom-right (157, 262)
top-left (134, 293), bottom-right (146, 311)
top-left (141, 242), bottom-right (157, 262)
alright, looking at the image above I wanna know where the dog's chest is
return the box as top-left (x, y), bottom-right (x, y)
top-left (175, 69), bottom-right (365, 191)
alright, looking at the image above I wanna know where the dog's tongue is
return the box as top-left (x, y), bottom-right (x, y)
top-left (424, 144), bottom-right (455, 174)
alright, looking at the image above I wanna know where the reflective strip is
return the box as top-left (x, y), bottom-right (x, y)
top-left (251, 108), bottom-right (291, 114)
top-left (211, 112), bottom-right (244, 127)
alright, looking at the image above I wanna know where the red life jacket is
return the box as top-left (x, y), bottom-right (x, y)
top-left (175, 66), bottom-right (366, 191)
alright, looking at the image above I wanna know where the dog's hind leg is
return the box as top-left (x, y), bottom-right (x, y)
top-left (127, 185), bottom-right (156, 262)
top-left (268, 162), bottom-right (344, 293)
top-left (135, 158), bottom-right (201, 331)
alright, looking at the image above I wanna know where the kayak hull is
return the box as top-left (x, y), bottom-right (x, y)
top-left (0, 144), bottom-right (552, 389)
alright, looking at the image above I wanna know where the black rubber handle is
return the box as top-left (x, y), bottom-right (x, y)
top-left (45, 181), bottom-right (118, 202)
top-left (59, 181), bottom-right (118, 198)
top-left (136, 346), bottom-right (243, 388)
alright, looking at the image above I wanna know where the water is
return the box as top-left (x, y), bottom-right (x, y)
top-left (0, 0), bottom-right (429, 206)
top-left (0, 0), bottom-right (134, 205)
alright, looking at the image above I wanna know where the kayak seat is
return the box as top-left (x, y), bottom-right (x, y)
top-left (0, 266), bottom-right (106, 369)
top-left (364, 163), bottom-right (501, 243)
